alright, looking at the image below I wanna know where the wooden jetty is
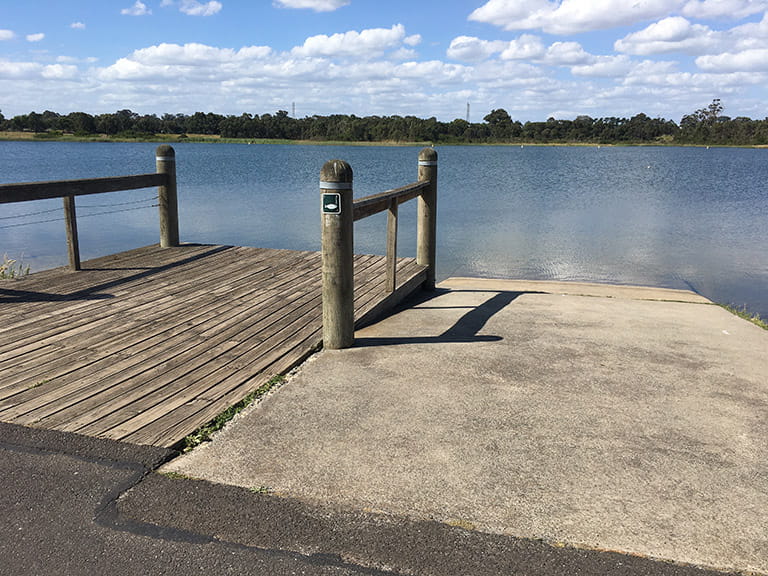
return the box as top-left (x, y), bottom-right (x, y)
top-left (0, 146), bottom-right (437, 447)
top-left (0, 244), bottom-right (425, 447)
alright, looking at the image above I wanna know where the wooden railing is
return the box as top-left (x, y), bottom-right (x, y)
top-left (319, 147), bottom-right (438, 349)
top-left (0, 145), bottom-right (179, 270)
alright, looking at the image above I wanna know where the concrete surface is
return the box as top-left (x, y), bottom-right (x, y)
top-left (164, 278), bottom-right (768, 575)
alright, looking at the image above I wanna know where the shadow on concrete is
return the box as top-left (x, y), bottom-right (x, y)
top-left (353, 289), bottom-right (525, 347)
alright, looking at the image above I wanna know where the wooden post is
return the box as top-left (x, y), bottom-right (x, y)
top-left (156, 145), bottom-right (179, 248)
top-left (386, 197), bottom-right (398, 293)
top-left (63, 195), bottom-right (81, 271)
top-left (320, 160), bottom-right (355, 349)
top-left (417, 147), bottom-right (438, 289)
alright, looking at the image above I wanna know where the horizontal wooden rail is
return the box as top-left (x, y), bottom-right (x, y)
top-left (352, 181), bottom-right (429, 221)
top-left (0, 145), bottom-right (178, 271)
top-left (0, 173), bottom-right (167, 204)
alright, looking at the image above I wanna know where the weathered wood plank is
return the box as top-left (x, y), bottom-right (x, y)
top-left (1, 251), bottom-right (321, 417)
top-left (38, 263), bottom-right (325, 431)
top-left (0, 244), bottom-right (426, 447)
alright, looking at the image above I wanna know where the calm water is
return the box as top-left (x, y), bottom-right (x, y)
top-left (1, 141), bottom-right (767, 318)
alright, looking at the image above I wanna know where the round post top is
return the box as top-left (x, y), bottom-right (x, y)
top-left (155, 144), bottom-right (175, 158)
top-left (418, 147), bottom-right (437, 163)
top-left (320, 159), bottom-right (353, 183)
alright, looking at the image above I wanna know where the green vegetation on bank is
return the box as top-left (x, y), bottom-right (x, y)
top-left (2, 99), bottom-right (766, 146)
top-left (720, 304), bottom-right (768, 330)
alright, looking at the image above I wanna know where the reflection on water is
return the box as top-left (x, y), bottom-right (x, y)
top-left (1, 142), bottom-right (767, 318)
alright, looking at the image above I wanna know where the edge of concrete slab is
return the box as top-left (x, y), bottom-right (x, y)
top-left (119, 473), bottom-right (741, 576)
top-left (439, 277), bottom-right (713, 304)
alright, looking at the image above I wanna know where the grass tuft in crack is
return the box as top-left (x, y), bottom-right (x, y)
top-left (180, 375), bottom-right (285, 453)
top-left (249, 485), bottom-right (272, 494)
top-left (720, 304), bottom-right (767, 330)
top-left (1, 253), bottom-right (30, 279)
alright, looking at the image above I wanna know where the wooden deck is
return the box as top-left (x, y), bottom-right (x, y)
top-left (0, 244), bottom-right (426, 447)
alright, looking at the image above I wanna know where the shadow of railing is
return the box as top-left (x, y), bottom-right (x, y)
top-left (0, 245), bottom-right (228, 303)
top-left (353, 289), bottom-right (534, 347)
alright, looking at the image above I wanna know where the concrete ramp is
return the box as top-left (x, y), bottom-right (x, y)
top-left (164, 278), bottom-right (768, 575)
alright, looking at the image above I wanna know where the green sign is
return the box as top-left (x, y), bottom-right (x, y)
top-left (322, 192), bottom-right (341, 214)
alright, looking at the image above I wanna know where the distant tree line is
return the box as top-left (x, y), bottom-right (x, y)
top-left (1, 100), bottom-right (766, 145)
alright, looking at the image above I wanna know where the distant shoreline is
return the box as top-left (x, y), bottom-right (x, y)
top-left (1, 132), bottom-right (766, 149)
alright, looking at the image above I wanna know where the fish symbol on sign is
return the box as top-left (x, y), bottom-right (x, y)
top-left (326, 203), bottom-right (338, 210)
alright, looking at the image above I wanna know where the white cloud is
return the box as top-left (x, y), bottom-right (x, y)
top-left (56, 55), bottom-right (99, 64)
top-left (468, 0), bottom-right (555, 31)
top-left (615, 17), bottom-right (720, 55)
top-left (696, 48), bottom-right (768, 71)
top-left (500, 34), bottom-right (546, 59)
top-left (41, 64), bottom-right (78, 79)
top-left (0, 30), bottom-right (15, 41)
top-left (179, 0), bottom-right (223, 16)
top-left (121, 1), bottom-right (152, 16)
top-left (469, 0), bottom-right (687, 34)
top-left (728, 13), bottom-right (768, 50)
top-left (26, 33), bottom-right (45, 42)
top-left (681, 0), bottom-right (768, 19)
top-left (544, 41), bottom-right (593, 64)
top-left (70, 22), bottom-right (86, 30)
top-left (571, 55), bottom-right (633, 77)
top-left (107, 43), bottom-right (272, 70)
top-left (390, 48), bottom-right (418, 60)
top-left (447, 36), bottom-right (507, 62)
top-left (273, 0), bottom-right (350, 11)
top-left (292, 24), bottom-right (412, 59)
top-left (404, 34), bottom-right (422, 47)
top-left (0, 60), bottom-right (43, 79)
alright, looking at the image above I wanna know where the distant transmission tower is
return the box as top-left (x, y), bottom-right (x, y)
top-left (466, 102), bottom-right (470, 122)
top-left (292, 102), bottom-right (296, 118)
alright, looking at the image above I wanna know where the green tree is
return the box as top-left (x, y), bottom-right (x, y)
top-left (483, 108), bottom-right (513, 140)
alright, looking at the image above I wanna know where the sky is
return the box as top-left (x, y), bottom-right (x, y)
top-left (1, 0), bottom-right (767, 123)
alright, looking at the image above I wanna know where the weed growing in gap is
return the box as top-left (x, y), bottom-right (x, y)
top-left (181, 375), bottom-right (285, 452)
top-left (249, 486), bottom-right (272, 494)
top-left (1, 253), bottom-right (30, 279)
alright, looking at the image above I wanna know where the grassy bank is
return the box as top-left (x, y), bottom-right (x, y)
top-left (0, 131), bottom-right (433, 146)
top-left (4, 130), bottom-right (767, 148)
top-left (720, 304), bottom-right (767, 330)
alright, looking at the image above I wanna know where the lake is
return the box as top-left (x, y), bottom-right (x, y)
top-left (1, 141), bottom-right (767, 319)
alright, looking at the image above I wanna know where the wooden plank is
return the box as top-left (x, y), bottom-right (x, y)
top-left (18, 253), bottom-right (321, 420)
top-left (0, 245), bottom-right (254, 358)
top-left (0, 250), bottom-right (318, 400)
top-left (85, 287), bottom-right (325, 440)
top-left (0, 244), bottom-right (428, 447)
top-left (0, 173), bottom-right (165, 204)
top-left (41, 261), bottom-right (325, 432)
top-left (1, 251), bottom-right (321, 418)
top-left (0, 244), bottom-right (226, 330)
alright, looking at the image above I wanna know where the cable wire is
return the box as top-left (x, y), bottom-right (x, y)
top-left (0, 203), bottom-right (158, 230)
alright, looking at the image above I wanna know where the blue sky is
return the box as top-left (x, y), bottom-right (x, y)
top-left (1, 0), bottom-right (767, 123)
